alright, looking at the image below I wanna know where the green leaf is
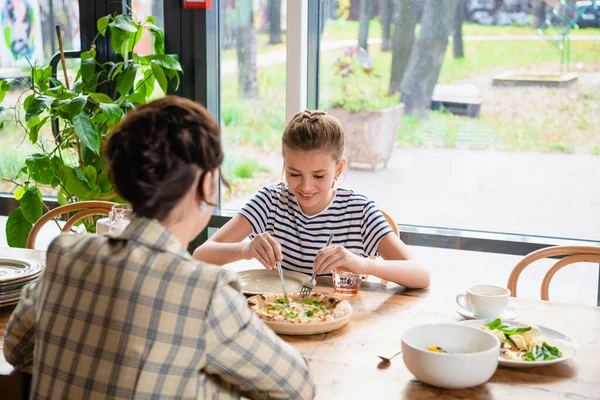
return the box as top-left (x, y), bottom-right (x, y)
top-left (97, 170), bottom-right (112, 194)
top-left (0, 80), bottom-right (12, 103)
top-left (90, 92), bottom-right (114, 104)
top-left (120, 38), bottom-right (132, 60)
top-left (81, 147), bottom-right (104, 170)
top-left (83, 165), bottom-right (97, 185)
top-left (542, 342), bottom-right (562, 357)
top-left (68, 96), bottom-right (88, 118)
top-left (110, 15), bottom-right (138, 33)
top-left (6, 208), bottom-right (32, 248)
top-left (305, 310), bottom-right (314, 317)
top-left (27, 116), bottom-right (49, 144)
top-left (285, 311), bottom-right (299, 319)
top-left (144, 55), bottom-right (182, 72)
top-left (146, 15), bottom-right (156, 24)
top-left (97, 15), bottom-right (111, 36)
top-left (116, 64), bottom-right (138, 97)
top-left (150, 62), bottom-right (168, 93)
top-left (60, 165), bottom-right (92, 199)
top-left (80, 58), bottom-right (97, 88)
top-left (108, 62), bottom-right (124, 81)
top-left (57, 188), bottom-right (69, 205)
top-left (486, 319), bottom-right (502, 330)
top-left (99, 103), bottom-right (122, 123)
top-left (20, 188), bottom-right (43, 224)
top-left (25, 95), bottom-right (53, 121)
top-left (25, 153), bottom-right (55, 185)
top-left (13, 187), bottom-right (25, 200)
top-left (73, 112), bottom-right (101, 154)
top-left (269, 305), bottom-right (280, 311)
top-left (132, 25), bottom-right (144, 51)
top-left (276, 298), bottom-right (287, 304)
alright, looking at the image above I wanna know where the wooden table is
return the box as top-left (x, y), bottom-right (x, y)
top-left (1, 248), bottom-right (600, 399)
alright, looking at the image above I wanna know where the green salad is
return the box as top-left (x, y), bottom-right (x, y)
top-left (482, 319), bottom-right (562, 362)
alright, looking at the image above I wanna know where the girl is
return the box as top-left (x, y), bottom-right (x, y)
top-left (193, 110), bottom-right (430, 289)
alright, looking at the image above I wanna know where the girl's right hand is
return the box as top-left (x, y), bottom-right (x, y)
top-left (242, 233), bottom-right (283, 270)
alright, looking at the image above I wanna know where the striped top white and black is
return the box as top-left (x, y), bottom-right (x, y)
top-left (239, 184), bottom-right (394, 275)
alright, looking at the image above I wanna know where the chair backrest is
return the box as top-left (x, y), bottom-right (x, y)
top-left (26, 201), bottom-right (118, 249)
top-left (507, 245), bottom-right (600, 301)
top-left (367, 209), bottom-right (400, 285)
top-left (380, 209), bottom-right (400, 237)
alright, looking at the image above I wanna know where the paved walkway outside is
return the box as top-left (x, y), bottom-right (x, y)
top-left (222, 35), bottom-right (600, 75)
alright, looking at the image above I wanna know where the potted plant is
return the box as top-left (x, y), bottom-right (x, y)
top-left (2, 12), bottom-right (181, 248)
top-left (328, 46), bottom-right (404, 171)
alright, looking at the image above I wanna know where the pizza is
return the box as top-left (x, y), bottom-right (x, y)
top-left (247, 292), bottom-right (352, 324)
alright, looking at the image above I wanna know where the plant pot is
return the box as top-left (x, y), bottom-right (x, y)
top-left (329, 103), bottom-right (404, 171)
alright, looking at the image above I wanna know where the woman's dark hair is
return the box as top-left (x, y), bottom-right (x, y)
top-left (105, 96), bottom-right (227, 221)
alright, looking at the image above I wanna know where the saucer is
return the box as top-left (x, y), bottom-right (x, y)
top-left (456, 304), bottom-right (519, 320)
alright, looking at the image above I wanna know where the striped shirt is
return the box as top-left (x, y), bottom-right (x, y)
top-left (240, 184), bottom-right (394, 275)
top-left (4, 216), bottom-right (315, 399)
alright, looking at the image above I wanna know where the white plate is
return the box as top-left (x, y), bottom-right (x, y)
top-left (238, 269), bottom-right (315, 295)
top-left (0, 258), bottom-right (44, 284)
top-left (456, 304), bottom-right (520, 320)
top-left (458, 319), bottom-right (577, 368)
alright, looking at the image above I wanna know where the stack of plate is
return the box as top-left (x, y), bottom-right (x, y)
top-left (0, 258), bottom-right (44, 308)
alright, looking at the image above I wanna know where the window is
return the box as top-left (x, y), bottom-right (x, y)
top-left (219, 0), bottom-right (287, 210)
top-left (315, 1), bottom-right (599, 304)
top-left (317, 0), bottom-right (599, 241)
top-left (0, 0), bottom-right (81, 195)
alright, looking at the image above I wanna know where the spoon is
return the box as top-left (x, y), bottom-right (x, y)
top-left (377, 350), bottom-right (402, 368)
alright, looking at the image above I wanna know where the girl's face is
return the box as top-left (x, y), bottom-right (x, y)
top-left (284, 147), bottom-right (345, 215)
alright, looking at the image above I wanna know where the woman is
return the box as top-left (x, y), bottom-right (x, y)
top-left (3, 96), bottom-right (315, 399)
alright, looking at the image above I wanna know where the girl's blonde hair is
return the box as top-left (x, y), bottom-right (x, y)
top-left (282, 110), bottom-right (345, 163)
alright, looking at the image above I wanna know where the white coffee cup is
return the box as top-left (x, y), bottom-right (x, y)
top-left (456, 285), bottom-right (510, 319)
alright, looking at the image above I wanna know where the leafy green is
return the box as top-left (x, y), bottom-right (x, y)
top-left (276, 298), bottom-right (287, 304)
top-left (269, 305), bottom-right (281, 311)
top-left (97, 15), bottom-right (111, 36)
top-left (6, 208), bottom-right (32, 248)
top-left (523, 344), bottom-right (560, 362)
top-left (285, 312), bottom-right (299, 319)
top-left (486, 319), bottom-right (532, 336)
top-left (305, 310), bottom-right (314, 317)
top-left (302, 299), bottom-right (322, 307)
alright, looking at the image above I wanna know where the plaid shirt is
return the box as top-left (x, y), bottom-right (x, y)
top-left (4, 217), bottom-right (315, 399)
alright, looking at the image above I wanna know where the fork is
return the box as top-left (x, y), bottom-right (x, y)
top-left (300, 234), bottom-right (334, 299)
top-left (275, 260), bottom-right (290, 305)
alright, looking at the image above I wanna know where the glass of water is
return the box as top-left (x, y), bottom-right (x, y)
top-left (109, 204), bottom-right (132, 234)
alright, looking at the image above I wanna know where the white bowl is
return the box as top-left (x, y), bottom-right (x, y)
top-left (402, 323), bottom-right (500, 389)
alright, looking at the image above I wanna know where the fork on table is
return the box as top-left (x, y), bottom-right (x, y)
top-left (300, 234), bottom-right (334, 299)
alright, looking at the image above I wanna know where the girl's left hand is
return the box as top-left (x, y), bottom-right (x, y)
top-left (312, 245), bottom-right (368, 275)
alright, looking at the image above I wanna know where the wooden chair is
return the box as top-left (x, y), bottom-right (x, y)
top-left (367, 209), bottom-right (400, 285)
top-left (26, 201), bottom-right (117, 249)
top-left (507, 246), bottom-right (600, 301)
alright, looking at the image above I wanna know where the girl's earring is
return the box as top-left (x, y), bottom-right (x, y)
top-left (199, 201), bottom-right (208, 211)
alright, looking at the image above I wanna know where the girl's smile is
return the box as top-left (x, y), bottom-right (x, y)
top-left (284, 148), bottom-right (344, 215)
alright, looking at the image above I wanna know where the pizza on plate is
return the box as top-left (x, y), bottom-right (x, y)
top-left (247, 292), bottom-right (352, 324)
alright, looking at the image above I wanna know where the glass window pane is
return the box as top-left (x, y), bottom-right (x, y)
top-left (132, 0), bottom-right (164, 54)
top-left (317, 0), bottom-right (599, 240)
top-left (0, 0), bottom-right (81, 195)
top-left (220, 0), bottom-right (286, 210)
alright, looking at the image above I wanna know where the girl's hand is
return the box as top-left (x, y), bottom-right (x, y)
top-left (312, 245), bottom-right (368, 275)
top-left (242, 233), bottom-right (282, 270)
